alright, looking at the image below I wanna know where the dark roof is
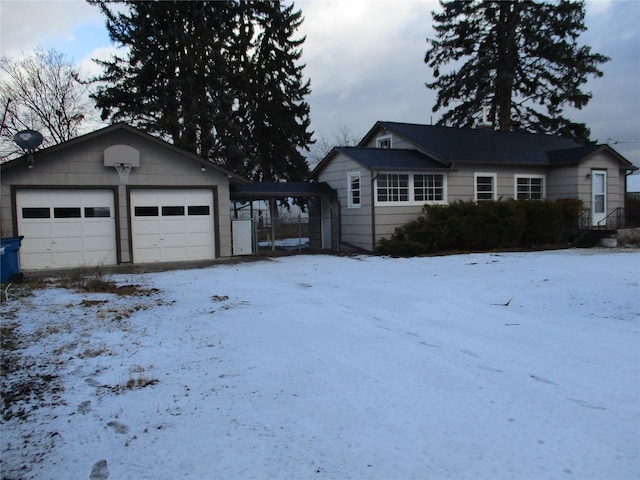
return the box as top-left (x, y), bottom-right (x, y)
top-left (230, 181), bottom-right (336, 200)
top-left (546, 145), bottom-right (603, 165)
top-left (374, 121), bottom-right (582, 165)
top-left (335, 147), bottom-right (449, 170)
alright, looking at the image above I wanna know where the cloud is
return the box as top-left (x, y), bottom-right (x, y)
top-left (0, 1), bottom-right (103, 58)
top-left (299, 1), bottom-right (436, 98)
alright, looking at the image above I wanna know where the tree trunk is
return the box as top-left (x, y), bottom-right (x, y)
top-left (494, 1), bottom-right (519, 131)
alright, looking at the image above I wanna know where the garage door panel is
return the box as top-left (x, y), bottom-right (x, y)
top-left (52, 222), bottom-right (84, 236)
top-left (131, 189), bottom-right (215, 263)
top-left (16, 189), bottom-right (117, 269)
top-left (163, 233), bottom-right (188, 246)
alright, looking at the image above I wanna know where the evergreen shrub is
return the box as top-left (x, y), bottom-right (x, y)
top-left (378, 198), bottom-right (583, 256)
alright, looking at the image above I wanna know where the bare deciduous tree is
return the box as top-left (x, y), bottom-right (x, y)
top-left (308, 125), bottom-right (361, 169)
top-left (1, 47), bottom-right (90, 161)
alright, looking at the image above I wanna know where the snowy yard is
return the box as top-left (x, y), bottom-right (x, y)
top-left (1, 250), bottom-right (639, 480)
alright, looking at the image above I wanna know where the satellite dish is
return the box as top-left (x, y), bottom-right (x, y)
top-left (13, 129), bottom-right (43, 150)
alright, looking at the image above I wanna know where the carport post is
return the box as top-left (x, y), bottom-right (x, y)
top-left (270, 198), bottom-right (276, 252)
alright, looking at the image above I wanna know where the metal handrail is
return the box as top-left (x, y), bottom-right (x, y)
top-left (596, 207), bottom-right (625, 230)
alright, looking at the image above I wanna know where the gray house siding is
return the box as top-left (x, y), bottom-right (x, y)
top-left (361, 128), bottom-right (415, 150)
top-left (373, 205), bottom-right (424, 248)
top-left (547, 166), bottom-right (579, 200)
top-left (312, 122), bottom-right (637, 252)
top-left (1, 127), bottom-right (234, 267)
top-left (316, 152), bottom-right (373, 251)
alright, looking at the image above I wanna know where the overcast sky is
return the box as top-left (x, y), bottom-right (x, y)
top-left (1, 0), bottom-right (639, 168)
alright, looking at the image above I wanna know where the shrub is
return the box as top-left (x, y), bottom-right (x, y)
top-left (378, 198), bottom-right (583, 256)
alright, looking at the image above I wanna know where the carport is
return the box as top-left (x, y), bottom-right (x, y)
top-left (229, 182), bottom-right (338, 254)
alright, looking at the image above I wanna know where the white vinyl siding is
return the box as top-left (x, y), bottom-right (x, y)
top-left (515, 175), bottom-right (545, 200)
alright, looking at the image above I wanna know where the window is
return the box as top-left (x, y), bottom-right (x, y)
top-left (475, 173), bottom-right (496, 202)
top-left (376, 135), bottom-right (392, 149)
top-left (348, 172), bottom-right (361, 208)
top-left (515, 176), bottom-right (545, 200)
top-left (162, 206), bottom-right (185, 216)
top-left (414, 174), bottom-right (445, 202)
top-left (377, 173), bottom-right (409, 202)
top-left (22, 207), bottom-right (50, 219)
top-left (134, 206), bottom-right (159, 217)
top-left (188, 205), bottom-right (210, 216)
top-left (54, 207), bottom-right (81, 218)
top-left (374, 172), bottom-right (447, 205)
top-left (85, 207), bottom-right (111, 218)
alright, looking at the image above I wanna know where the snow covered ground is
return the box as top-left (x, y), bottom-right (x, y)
top-left (1, 249), bottom-right (639, 480)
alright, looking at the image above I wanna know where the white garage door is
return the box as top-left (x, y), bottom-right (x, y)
top-left (130, 189), bottom-right (215, 263)
top-left (16, 189), bottom-right (117, 270)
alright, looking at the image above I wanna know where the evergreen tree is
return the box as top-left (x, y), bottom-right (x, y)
top-left (89, 0), bottom-right (312, 179)
top-left (424, 0), bottom-right (609, 143)
top-left (236, 1), bottom-right (312, 182)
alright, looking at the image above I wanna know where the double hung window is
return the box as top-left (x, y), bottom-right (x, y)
top-left (377, 173), bottom-right (409, 202)
top-left (414, 174), bottom-right (445, 202)
top-left (515, 176), bottom-right (545, 200)
top-left (475, 173), bottom-right (497, 202)
top-left (348, 172), bottom-right (361, 208)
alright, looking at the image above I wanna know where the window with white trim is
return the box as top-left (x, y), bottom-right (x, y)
top-left (414, 174), bottom-right (445, 202)
top-left (377, 173), bottom-right (409, 202)
top-left (348, 172), bottom-right (361, 208)
top-left (375, 172), bottom-right (447, 205)
top-left (376, 135), bottom-right (392, 149)
top-left (515, 175), bottom-right (545, 200)
top-left (475, 173), bottom-right (497, 202)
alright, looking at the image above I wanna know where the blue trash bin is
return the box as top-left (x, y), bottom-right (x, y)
top-left (1, 236), bottom-right (24, 283)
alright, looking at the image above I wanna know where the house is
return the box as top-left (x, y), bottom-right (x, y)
top-left (0, 123), bottom-right (244, 270)
top-left (310, 121), bottom-right (638, 252)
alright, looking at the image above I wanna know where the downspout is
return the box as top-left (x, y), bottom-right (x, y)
top-left (371, 171), bottom-right (378, 252)
top-left (624, 168), bottom-right (636, 226)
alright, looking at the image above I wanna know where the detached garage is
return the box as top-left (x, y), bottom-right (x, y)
top-left (1, 123), bottom-right (243, 271)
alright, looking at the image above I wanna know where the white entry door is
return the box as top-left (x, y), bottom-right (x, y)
top-left (16, 189), bottom-right (117, 269)
top-left (591, 171), bottom-right (607, 226)
top-left (130, 189), bottom-right (215, 263)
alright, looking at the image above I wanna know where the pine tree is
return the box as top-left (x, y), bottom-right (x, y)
top-left (424, 0), bottom-right (609, 143)
top-left (239, 1), bottom-right (312, 182)
top-left (89, 1), bottom-right (312, 179)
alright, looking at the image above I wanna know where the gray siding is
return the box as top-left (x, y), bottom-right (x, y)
top-left (361, 127), bottom-right (415, 150)
top-left (373, 205), bottom-right (424, 247)
top-left (317, 152), bottom-right (374, 251)
top-left (320, 126), bottom-right (633, 251)
top-left (1, 129), bottom-right (233, 260)
top-left (547, 166), bottom-right (579, 200)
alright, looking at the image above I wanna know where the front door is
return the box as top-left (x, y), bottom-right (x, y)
top-left (591, 170), bottom-right (606, 226)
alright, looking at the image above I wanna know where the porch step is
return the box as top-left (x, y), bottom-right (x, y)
top-left (574, 229), bottom-right (617, 248)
